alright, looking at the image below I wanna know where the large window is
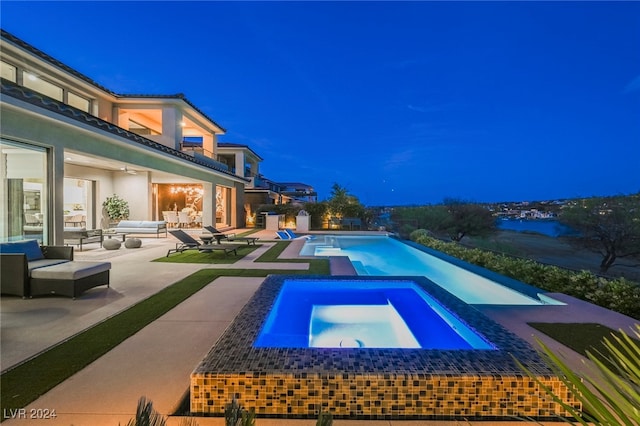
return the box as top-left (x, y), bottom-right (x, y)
top-left (22, 71), bottom-right (63, 101)
top-left (0, 140), bottom-right (48, 242)
top-left (67, 92), bottom-right (90, 113)
top-left (1, 60), bottom-right (17, 82)
top-left (2, 61), bottom-right (93, 113)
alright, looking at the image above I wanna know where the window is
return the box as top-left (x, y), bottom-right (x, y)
top-left (0, 60), bottom-right (17, 82)
top-left (67, 92), bottom-right (90, 113)
top-left (22, 71), bottom-right (63, 101)
top-left (0, 140), bottom-right (48, 243)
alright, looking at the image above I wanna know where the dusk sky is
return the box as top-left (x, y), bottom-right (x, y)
top-left (2, 1), bottom-right (639, 206)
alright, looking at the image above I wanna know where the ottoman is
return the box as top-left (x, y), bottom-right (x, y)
top-left (29, 261), bottom-right (111, 299)
top-left (103, 239), bottom-right (121, 250)
top-left (124, 238), bottom-right (142, 249)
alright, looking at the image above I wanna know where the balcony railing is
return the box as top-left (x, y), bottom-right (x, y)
top-left (180, 142), bottom-right (229, 172)
top-left (180, 142), bottom-right (212, 158)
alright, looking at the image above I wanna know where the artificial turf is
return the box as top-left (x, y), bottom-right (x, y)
top-left (528, 322), bottom-right (639, 359)
top-left (153, 244), bottom-right (260, 263)
top-left (0, 242), bottom-right (329, 417)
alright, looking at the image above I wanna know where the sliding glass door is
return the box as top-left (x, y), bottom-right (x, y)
top-left (0, 140), bottom-right (48, 242)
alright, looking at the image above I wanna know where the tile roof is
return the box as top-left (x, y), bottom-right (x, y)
top-left (218, 142), bottom-right (263, 161)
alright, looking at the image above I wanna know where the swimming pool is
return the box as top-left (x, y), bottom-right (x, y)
top-left (300, 235), bottom-right (563, 305)
top-left (254, 279), bottom-right (496, 349)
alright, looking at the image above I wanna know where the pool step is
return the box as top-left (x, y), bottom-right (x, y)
top-left (351, 260), bottom-right (370, 275)
top-left (315, 246), bottom-right (343, 256)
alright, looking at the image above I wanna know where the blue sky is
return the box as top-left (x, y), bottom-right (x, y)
top-left (2, 1), bottom-right (639, 206)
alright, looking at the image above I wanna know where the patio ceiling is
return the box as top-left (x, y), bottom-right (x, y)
top-left (63, 151), bottom-right (198, 182)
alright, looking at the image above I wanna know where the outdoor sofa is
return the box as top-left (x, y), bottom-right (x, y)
top-left (63, 228), bottom-right (103, 250)
top-left (111, 220), bottom-right (167, 238)
top-left (0, 239), bottom-right (111, 299)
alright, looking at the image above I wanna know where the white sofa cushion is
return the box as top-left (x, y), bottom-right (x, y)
top-left (30, 261), bottom-right (111, 280)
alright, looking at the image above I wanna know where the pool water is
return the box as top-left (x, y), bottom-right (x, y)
top-left (254, 279), bottom-right (496, 350)
top-left (301, 235), bottom-right (563, 305)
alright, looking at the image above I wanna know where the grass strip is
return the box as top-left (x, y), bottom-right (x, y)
top-left (247, 241), bottom-right (329, 274)
top-left (528, 322), bottom-right (640, 372)
top-left (0, 242), bottom-right (329, 415)
top-left (153, 241), bottom-right (329, 274)
top-left (152, 244), bottom-right (259, 264)
top-left (254, 241), bottom-right (291, 262)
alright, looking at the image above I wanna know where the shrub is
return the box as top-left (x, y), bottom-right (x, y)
top-left (409, 228), bottom-right (431, 242)
top-left (103, 194), bottom-right (130, 221)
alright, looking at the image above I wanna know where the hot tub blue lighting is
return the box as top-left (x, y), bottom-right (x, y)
top-left (254, 279), bottom-right (496, 350)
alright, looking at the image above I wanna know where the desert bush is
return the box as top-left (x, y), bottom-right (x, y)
top-left (409, 229), bottom-right (431, 242)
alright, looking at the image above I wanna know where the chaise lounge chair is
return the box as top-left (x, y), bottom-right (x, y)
top-left (275, 230), bottom-right (291, 240)
top-left (203, 226), bottom-right (259, 245)
top-left (167, 229), bottom-right (240, 256)
top-left (284, 229), bottom-right (313, 240)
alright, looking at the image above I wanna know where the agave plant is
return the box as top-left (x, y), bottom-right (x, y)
top-left (517, 324), bottom-right (640, 425)
top-left (241, 407), bottom-right (256, 426)
top-left (122, 396), bottom-right (200, 426)
top-left (225, 398), bottom-right (255, 426)
top-left (124, 397), bottom-right (166, 426)
top-left (316, 411), bottom-right (333, 426)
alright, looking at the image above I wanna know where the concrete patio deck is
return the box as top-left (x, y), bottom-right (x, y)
top-left (1, 229), bottom-right (638, 425)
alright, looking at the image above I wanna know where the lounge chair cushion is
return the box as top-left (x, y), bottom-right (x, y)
top-left (276, 231), bottom-right (291, 240)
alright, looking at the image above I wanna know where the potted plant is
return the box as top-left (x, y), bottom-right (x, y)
top-left (102, 194), bottom-right (130, 225)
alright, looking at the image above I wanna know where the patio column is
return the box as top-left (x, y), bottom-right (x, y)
top-left (234, 152), bottom-right (244, 178)
top-left (162, 108), bottom-right (182, 150)
top-left (202, 133), bottom-right (215, 159)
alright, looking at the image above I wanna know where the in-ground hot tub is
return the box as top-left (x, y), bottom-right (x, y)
top-left (254, 279), bottom-right (496, 350)
top-left (191, 275), bottom-right (578, 420)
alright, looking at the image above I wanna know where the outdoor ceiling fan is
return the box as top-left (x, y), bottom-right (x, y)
top-left (120, 166), bottom-right (137, 175)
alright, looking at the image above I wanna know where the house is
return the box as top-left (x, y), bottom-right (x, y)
top-left (215, 143), bottom-right (316, 227)
top-left (0, 29), bottom-right (250, 244)
top-left (277, 182), bottom-right (317, 203)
